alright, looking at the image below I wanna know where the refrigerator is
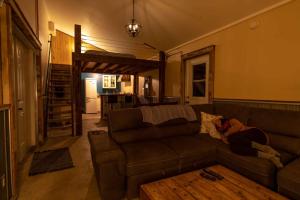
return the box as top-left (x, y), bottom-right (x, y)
top-left (85, 78), bottom-right (98, 113)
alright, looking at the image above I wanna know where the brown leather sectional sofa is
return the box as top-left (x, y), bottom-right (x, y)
top-left (88, 103), bottom-right (300, 200)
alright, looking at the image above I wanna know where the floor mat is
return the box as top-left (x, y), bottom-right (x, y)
top-left (29, 147), bottom-right (74, 176)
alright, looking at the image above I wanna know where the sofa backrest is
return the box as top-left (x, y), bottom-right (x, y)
top-left (108, 108), bottom-right (200, 144)
top-left (191, 104), bottom-right (214, 120)
top-left (108, 108), bottom-right (144, 132)
top-left (214, 103), bottom-right (250, 125)
top-left (248, 108), bottom-right (300, 155)
top-left (248, 108), bottom-right (300, 138)
top-left (192, 102), bottom-right (300, 155)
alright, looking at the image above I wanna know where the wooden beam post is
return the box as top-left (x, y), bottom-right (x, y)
top-left (74, 24), bottom-right (81, 54)
top-left (134, 74), bottom-right (139, 97)
top-left (73, 24), bottom-right (82, 136)
top-left (159, 51), bottom-right (166, 102)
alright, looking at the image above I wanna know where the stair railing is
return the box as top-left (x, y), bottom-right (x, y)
top-left (43, 34), bottom-right (53, 138)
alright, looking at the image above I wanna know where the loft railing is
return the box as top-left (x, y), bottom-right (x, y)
top-left (43, 34), bottom-right (53, 138)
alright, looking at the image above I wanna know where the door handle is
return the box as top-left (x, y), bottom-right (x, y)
top-left (18, 108), bottom-right (23, 111)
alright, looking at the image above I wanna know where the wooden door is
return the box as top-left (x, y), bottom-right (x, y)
top-left (13, 37), bottom-right (30, 162)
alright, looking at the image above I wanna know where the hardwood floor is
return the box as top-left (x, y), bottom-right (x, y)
top-left (18, 117), bottom-right (104, 200)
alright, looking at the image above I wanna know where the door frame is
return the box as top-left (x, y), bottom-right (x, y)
top-left (0, 105), bottom-right (13, 200)
top-left (181, 45), bottom-right (215, 104)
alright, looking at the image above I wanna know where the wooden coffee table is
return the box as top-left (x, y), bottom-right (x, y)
top-left (140, 165), bottom-right (287, 200)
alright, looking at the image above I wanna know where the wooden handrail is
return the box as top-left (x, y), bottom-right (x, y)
top-left (43, 34), bottom-right (53, 138)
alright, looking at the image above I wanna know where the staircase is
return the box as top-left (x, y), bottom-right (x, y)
top-left (46, 64), bottom-right (73, 137)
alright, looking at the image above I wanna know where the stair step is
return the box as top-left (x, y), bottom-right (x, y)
top-left (51, 71), bottom-right (71, 74)
top-left (48, 103), bottom-right (71, 107)
top-left (52, 65), bottom-right (71, 68)
top-left (49, 84), bottom-right (71, 87)
top-left (48, 124), bottom-right (72, 130)
top-left (49, 110), bottom-right (72, 115)
top-left (50, 79), bottom-right (72, 82)
top-left (52, 68), bottom-right (70, 72)
top-left (49, 97), bottom-right (72, 100)
top-left (51, 76), bottom-right (71, 79)
top-left (48, 117), bottom-right (72, 123)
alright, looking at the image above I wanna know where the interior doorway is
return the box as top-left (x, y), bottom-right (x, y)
top-left (181, 46), bottom-right (215, 105)
top-left (12, 26), bottom-right (38, 163)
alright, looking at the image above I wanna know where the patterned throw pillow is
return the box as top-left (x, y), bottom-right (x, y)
top-left (200, 112), bottom-right (222, 139)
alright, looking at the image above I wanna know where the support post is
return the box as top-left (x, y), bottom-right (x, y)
top-left (134, 74), bottom-right (139, 102)
top-left (159, 51), bottom-right (166, 102)
top-left (73, 24), bottom-right (82, 136)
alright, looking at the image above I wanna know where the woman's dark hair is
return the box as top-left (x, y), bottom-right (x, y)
top-left (217, 117), bottom-right (230, 133)
top-left (220, 117), bottom-right (229, 125)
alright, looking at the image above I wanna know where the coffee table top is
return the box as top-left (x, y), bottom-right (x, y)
top-left (140, 165), bottom-right (287, 200)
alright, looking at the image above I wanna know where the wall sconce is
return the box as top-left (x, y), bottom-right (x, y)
top-left (0, 0), bottom-right (4, 7)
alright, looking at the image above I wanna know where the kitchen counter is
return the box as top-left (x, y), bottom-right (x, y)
top-left (100, 93), bottom-right (136, 119)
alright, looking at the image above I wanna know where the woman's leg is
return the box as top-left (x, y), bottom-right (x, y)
top-left (228, 133), bottom-right (258, 156)
top-left (251, 142), bottom-right (281, 156)
top-left (229, 129), bottom-right (283, 168)
top-left (244, 128), bottom-right (281, 156)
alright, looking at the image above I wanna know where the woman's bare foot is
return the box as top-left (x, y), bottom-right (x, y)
top-left (257, 151), bottom-right (283, 168)
top-left (252, 142), bottom-right (281, 156)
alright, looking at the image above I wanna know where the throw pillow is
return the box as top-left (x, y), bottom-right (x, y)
top-left (200, 112), bottom-right (222, 139)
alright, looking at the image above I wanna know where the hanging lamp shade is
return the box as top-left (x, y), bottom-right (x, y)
top-left (125, 0), bottom-right (142, 37)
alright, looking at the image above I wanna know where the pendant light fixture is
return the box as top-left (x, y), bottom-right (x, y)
top-left (125, 0), bottom-right (142, 37)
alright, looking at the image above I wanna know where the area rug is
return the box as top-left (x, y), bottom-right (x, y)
top-left (29, 147), bottom-right (74, 176)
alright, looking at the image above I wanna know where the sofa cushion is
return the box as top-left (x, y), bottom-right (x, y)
top-left (121, 141), bottom-right (179, 176)
top-left (160, 135), bottom-right (216, 170)
top-left (267, 132), bottom-right (300, 155)
top-left (278, 158), bottom-right (300, 200)
top-left (156, 121), bottom-right (200, 139)
top-left (157, 118), bottom-right (188, 127)
top-left (111, 127), bottom-right (160, 144)
top-left (108, 108), bottom-right (144, 132)
top-left (217, 143), bottom-right (276, 188)
top-left (214, 103), bottom-right (250, 125)
top-left (248, 108), bottom-right (300, 138)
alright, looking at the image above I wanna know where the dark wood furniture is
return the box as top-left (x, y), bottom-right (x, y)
top-left (72, 24), bottom-right (166, 135)
top-left (140, 165), bottom-right (288, 200)
top-left (100, 94), bottom-right (135, 119)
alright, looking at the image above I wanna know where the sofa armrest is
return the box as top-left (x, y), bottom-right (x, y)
top-left (88, 132), bottom-right (126, 200)
top-left (278, 158), bottom-right (300, 200)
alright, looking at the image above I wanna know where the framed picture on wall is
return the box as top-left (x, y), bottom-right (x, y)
top-left (102, 75), bottom-right (116, 88)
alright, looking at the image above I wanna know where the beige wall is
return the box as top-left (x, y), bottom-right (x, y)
top-left (38, 0), bottom-right (50, 89)
top-left (15, 0), bottom-right (37, 34)
top-left (166, 1), bottom-right (300, 102)
top-left (15, 0), bottom-right (50, 89)
top-left (139, 70), bottom-right (160, 97)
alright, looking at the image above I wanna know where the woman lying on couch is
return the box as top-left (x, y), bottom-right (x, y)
top-left (213, 117), bottom-right (283, 168)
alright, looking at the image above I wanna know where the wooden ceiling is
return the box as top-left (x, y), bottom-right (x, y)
top-left (73, 52), bottom-right (160, 74)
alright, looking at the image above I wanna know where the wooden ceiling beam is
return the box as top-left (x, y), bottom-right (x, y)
top-left (82, 61), bottom-right (96, 71)
top-left (92, 62), bottom-right (109, 72)
top-left (102, 64), bottom-right (119, 73)
top-left (73, 52), bottom-right (160, 68)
